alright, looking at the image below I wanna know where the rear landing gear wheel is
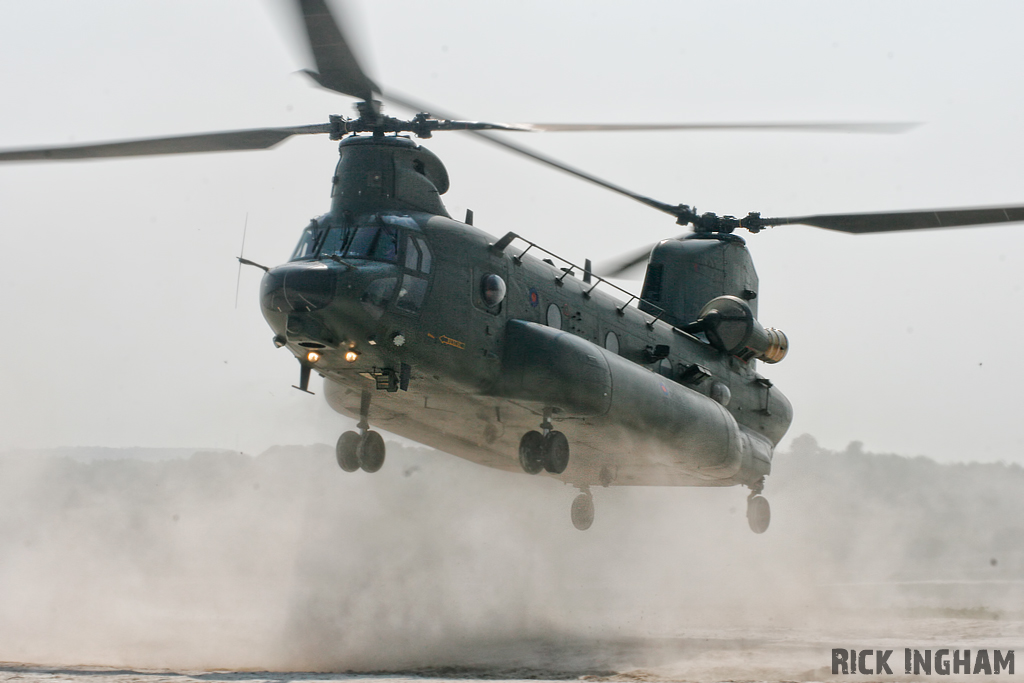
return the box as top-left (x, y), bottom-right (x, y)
top-left (571, 493), bottom-right (594, 531)
top-left (543, 430), bottom-right (570, 474)
top-left (335, 431), bottom-right (361, 472)
top-left (358, 430), bottom-right (386, 473)
top-left (747, 495), bottom-right (770, 534)
top-left (518, 430), bottom-right (545, 474)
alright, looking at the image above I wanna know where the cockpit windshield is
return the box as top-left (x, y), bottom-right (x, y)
top-left (290, 223), bottom-right (325, 261)
top-left (290, 216), bottom-right (406, 264)
top-left (334, 226), bottom-right (399, 262)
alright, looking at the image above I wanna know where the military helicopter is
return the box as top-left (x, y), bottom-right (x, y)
top-left (4, 1), bottom-right (1024, 533)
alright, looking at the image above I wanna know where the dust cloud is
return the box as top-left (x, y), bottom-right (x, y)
top-left (1, 436), bottom-right (1023, 678)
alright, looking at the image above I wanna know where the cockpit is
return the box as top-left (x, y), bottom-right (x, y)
top-left (280, 213), bottom-right (434, 317)
top-left (290, 214), bottom-right (428, 266)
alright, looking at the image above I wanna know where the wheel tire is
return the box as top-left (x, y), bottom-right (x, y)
top-left (335, 431), bottom-right (361, 472)
top-left (518, 431), bottom-right (545, 474)
top-left (543, 431), bottom-right (570, 474)
top-left (358, 431), bottom-right (386, 473)
top-left (571, 493), bottom-right (594, 531)
top-left (747, 495), bottom-right (770, 534)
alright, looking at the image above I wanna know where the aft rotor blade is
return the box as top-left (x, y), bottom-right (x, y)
top-left (294, 0), bottom-right (378, 100)
top-left (600, 242), bottom-right (663, 278)
top-left (511, 121), bottom-right (919, 134)
top-left (0, 124), bottom-right (332, 161)
top-left (763, 205), bottom-right (1024, 233)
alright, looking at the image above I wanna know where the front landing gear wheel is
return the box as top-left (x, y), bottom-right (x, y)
top-left (571, 493), bottom-right (594, 531)
top-left (519, 430), bottom-right (545, 474)
top-left (747, 495), bottom-right (770, 534)
top-left (543, 431), bottom-right (570, 474)
top-left (336, 431), bottom-right (361, 472)
top-left (358, 430), bottom-right (386, 473)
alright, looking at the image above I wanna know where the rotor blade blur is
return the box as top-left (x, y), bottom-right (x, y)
top-left (512, 122), bottom-right (919, 134)
top-left (379, 92), bottom-right (917, 135)
top-left (468, 131), bottom-right (688, 217)
top-left (0, 124), bottom-right (332, 161)
top-left (295, 0), bottom-right (378, 100)
top-left (380, 89), bottom-right (685, 219)
top-left (599, 242), bottom-right (661, 278)
top-left (765, 205), bottom-right (1024, 233)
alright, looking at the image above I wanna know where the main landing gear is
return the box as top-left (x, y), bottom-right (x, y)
top-left (746, 478), bottom-right (770, 533)
top-left (518, 409), bottom-right (570, 475)
top-left (336, 389), bottom-right (386, 473)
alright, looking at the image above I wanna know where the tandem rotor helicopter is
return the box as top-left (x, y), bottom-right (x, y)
top-left (4, 1), bottom-right (1024, 532)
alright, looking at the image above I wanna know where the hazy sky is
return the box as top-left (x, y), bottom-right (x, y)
top-left (2, 1), bottom-right (1024, 463)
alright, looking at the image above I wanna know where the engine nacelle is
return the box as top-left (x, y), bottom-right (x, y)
top-left (696, 295), bottom-right (788, 364)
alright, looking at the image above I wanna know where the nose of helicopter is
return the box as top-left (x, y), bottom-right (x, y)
top-left (260, 259), bottom-right (404, 350)
top-left (260, 261), bottom-right (335, 313)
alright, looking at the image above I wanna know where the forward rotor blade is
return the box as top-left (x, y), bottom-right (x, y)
top-left (510, 121), bottom-right (919, 134)
top-left (764, 205), bottom-right (1024, 233)
top-left (0, 124), bottom-right (332, 162)
top-left (381, 90), bottom-right (684, 219)
top-left (295, 0), bottom-right (378, 100)
top-left (466, 131), bottom-right (685, 218)
top-left (382, 90), bottom-right (930, 228)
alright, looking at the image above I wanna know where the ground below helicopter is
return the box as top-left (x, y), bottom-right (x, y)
top-left (1, 438), bottom-right (1021, 679)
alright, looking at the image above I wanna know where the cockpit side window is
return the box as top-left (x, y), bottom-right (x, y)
top-left (416, 237), bottom-right (432, 273)
top-left (404, 235), bottom-right (421, 270)
top-left (290, 223), bottom-right (325, 261)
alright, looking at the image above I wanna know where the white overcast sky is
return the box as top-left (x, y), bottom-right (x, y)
top-left (2, 1), bottom-right (1023, 463)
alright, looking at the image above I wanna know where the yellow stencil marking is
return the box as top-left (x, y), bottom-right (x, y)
top-left (439, 335), bottom-right (465, 350)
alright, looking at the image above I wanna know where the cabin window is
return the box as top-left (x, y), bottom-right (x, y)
top-left (546, 303), bottom-right (562, 330)
top-left (481, 274), bottom-right (506, 308)
top-left (395, 275), bottom-right (429, 313)
top-left (360, 277), bottom-right (397, 319)
top-left (604, 331), bottom-right (619, 355)
top-left (710, 382), bottom-right (731, 407)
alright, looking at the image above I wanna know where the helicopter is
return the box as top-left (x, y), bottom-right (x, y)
top-left (3, 1), bottom-right (1024, 533)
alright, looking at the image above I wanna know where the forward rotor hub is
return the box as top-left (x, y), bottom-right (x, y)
top-left (327, 101), bottom-right (530, 140)
top-left (672, 207), bottom-right (769, 235)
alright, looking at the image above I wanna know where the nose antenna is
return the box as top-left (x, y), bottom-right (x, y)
top-left (234, 213), bottom-right (248, 309)
top-left (235, 212), bottom-right (270, 308)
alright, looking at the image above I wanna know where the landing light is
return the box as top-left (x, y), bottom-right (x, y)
top-left (345, 350), bottom-right (359, 363)
top-left (306, 351), bottom-right (321, 363)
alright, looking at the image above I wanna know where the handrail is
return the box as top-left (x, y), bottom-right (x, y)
top-left (490, 231), bottom-right (666, 323)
